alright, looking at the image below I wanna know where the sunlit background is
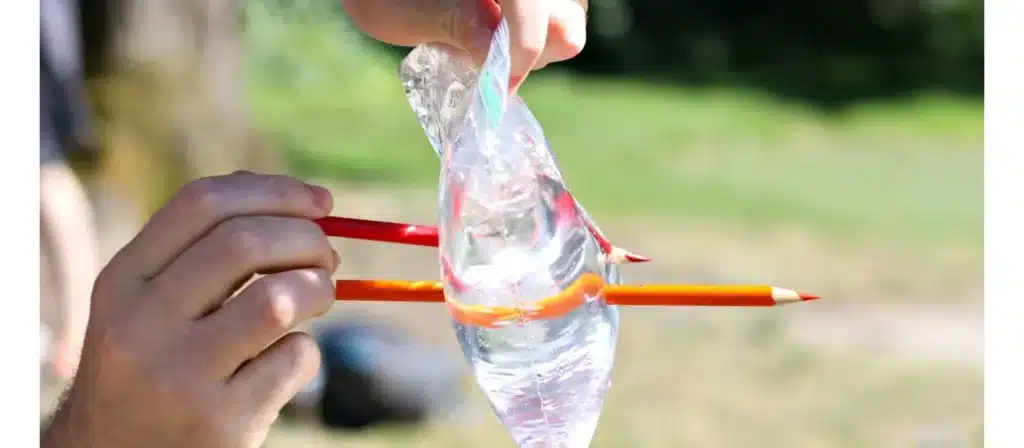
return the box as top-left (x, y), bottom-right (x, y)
top-left (42, 0), bottom-right (982, 446)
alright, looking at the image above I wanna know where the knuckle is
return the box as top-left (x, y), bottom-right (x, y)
top-left (256, 278), bottom-right (299, 330)
top-left (178, 177), bottom-right (225, 216)
top-left (220, 218), bottom-right (269, 260)
top-left (263, 174), bottom-right (314, 209)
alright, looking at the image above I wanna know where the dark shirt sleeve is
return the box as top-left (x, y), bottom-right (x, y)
top-left (40, 0), bottom-right (92, 165)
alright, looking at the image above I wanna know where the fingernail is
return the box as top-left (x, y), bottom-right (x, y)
top-left (307, 184), bottom-right (333, 214)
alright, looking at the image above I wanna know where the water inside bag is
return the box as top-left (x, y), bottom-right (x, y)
top-left (399, 20), bottom-right (621, 448)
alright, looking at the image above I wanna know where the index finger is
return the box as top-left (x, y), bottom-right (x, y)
top-left (534, 0), bottom-right (588, 69)
top-left (110, 172), bottom-right (333, 281)
top-left (499, 0), bottom-right (550, 92)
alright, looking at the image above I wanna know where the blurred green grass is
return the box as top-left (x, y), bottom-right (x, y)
top-left (268, 310), bottom-right (982, 448)
top-left (244, 5), bottom-right (983, 447)
top-left (246, 3), bottom-right (982, 250)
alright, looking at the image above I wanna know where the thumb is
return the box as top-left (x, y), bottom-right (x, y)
top-left (444, 0), bottom-right (502, 66)
top-left (339, 0), bottom-right (500, 65)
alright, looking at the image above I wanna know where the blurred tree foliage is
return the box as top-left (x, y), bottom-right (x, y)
top-left (293, 0), bottom-right (981, 108)
top-left (575, 0), bottom-right (983, 107)
top-left (81, 0), bottom-right (983, 135)
top-left (79, 0), bottom-right (284, 216)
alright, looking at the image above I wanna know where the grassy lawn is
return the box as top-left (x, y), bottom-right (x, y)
top-left (268, 309), bottom-right (982, 448)
top-left (235, 5), bottom-right (987, 447)
top-left (246, 5), bottom-right (982, 253)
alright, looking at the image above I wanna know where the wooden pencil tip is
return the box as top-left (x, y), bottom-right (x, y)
top-left (624, 252), bottom-right (652, 263)
top-left (608, 247), bottom-right (653, 264)
top-left (799, 292), bottom-right (820, 301)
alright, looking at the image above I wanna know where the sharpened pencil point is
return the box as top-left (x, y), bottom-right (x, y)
top-left (799, 292), bottom-right (820, 301)
top-left (624, 252), bottom-right (652, 263)
top-left (608, 247), bottom-right (652, 264)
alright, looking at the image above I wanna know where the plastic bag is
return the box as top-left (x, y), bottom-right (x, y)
top-left (399, 19), bottom-right (619, 448)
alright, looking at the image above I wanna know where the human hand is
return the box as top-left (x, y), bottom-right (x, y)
top-left (339, 0), bottom-right (588, 92)
top-left (42, 172), bottom-right (339, 448)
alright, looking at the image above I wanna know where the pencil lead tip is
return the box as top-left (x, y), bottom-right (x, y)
top-left (624, 252), bottom-right (652, 263)
top-left (799, 292), bottom-right (820, 301)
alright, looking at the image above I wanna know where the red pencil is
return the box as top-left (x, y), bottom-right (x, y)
top-left (313, 216), bottom-right (651, 263)
top-left (315, 216), bottom-right (438, 247)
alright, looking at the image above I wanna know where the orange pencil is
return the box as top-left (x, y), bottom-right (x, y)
top-left (334, 279), bottom-right (819, 307)
top-left (334, 277), bottom-right (818, 328)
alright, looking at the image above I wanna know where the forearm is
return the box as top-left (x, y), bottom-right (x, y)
top-left (40, 383), bottom-right (119, 448)
top-left (40, 419), bottom-right (76, 448)
top-left (40, 399), bottom-right (87, 448)
top-left (40, 163), bottom-right (100, 351)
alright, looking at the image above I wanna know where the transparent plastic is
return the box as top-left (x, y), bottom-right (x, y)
top-left (399, 20), bottom-right (620, 448)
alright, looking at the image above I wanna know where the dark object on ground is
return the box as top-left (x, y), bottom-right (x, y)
top-left (283, 318), bottom-right (465, 431)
